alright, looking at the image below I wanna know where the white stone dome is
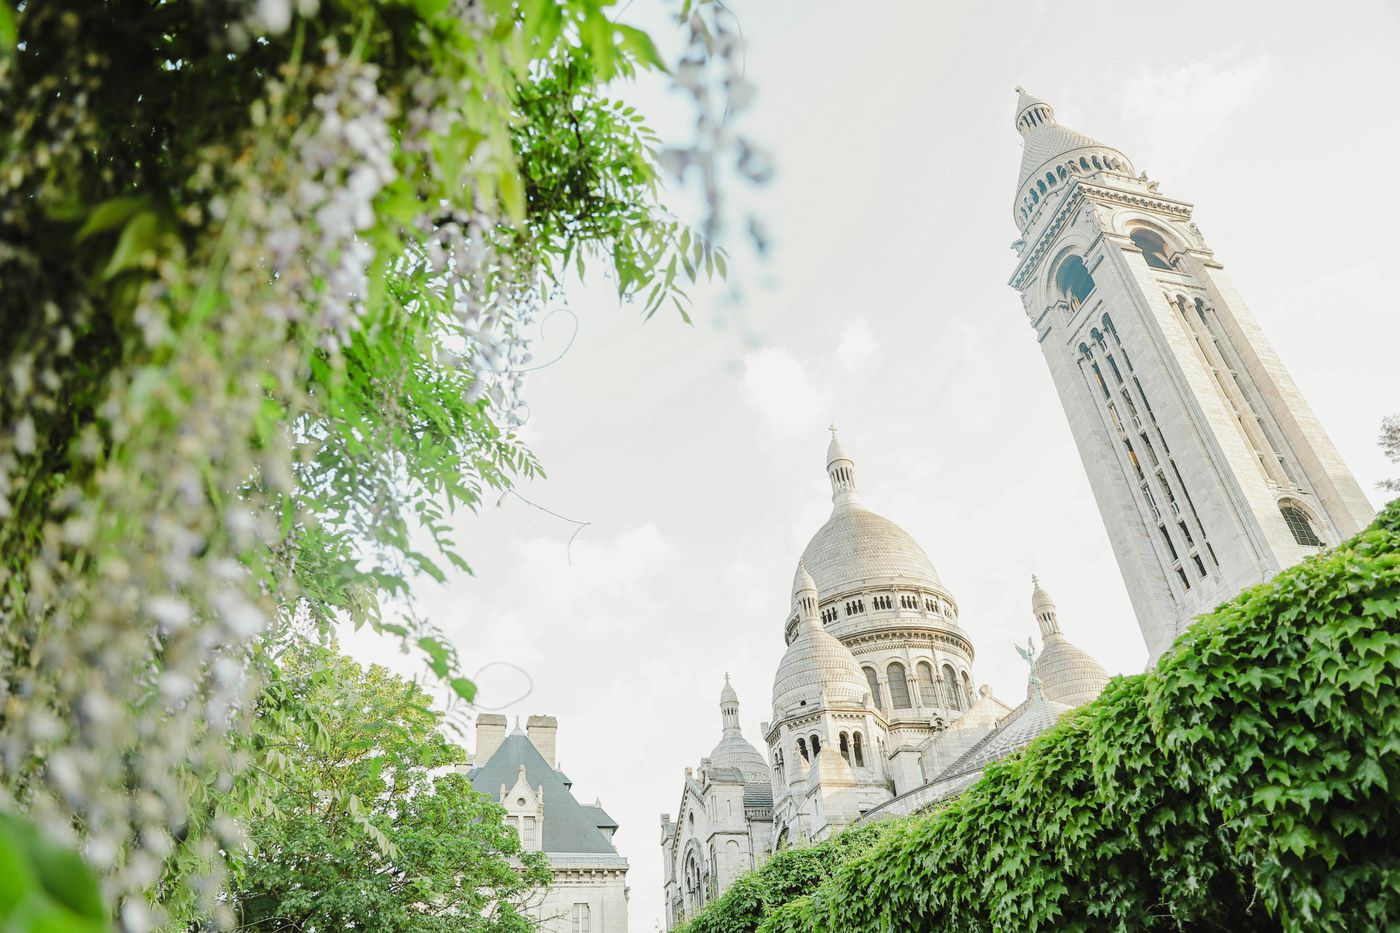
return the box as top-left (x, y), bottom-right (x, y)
top-left (708, 732), bottom-right (769, 782)
top-left (800, 503), bottom-right (943, 598)
top-left (772, 596), bottom-right (870, 719)
top-left (1036, 635), bottom-right (1111, 708)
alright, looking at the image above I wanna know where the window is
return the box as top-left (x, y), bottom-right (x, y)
top-left (916, 662), bottom-right (937, 706)
top-left (1130, 228), bottom-right (1174, 270)
top-left (809, 734), bottom-right (822, 755)
top-left (1280, 504), bottom-right (1323, 547)
top-left (838, 732), bottom-right (850, 762)
top-left (961, 671), bottom-right (974, 706)
top-left (1055, 255), bottom-right (1095, 310)
top-left (796, 737), bottom-right (808, 761)
top-left (942, 664), bottom-right (962, 711)
top-left (522, 817), bottom-right (537, 849)
top-left (852, 732), bottom-right (864, 767)
top-left (863, 667), bottom-right (883, 708)
top-left (572, 903), bottom-right (592, 933)
top-left (886, 662), bottom-right (912, 709)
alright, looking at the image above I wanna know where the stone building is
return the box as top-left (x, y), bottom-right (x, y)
top-left (469, 715), bottom-right (629, 933)
top-left (1007, 87), bottom-right (1374, 661)
top-left (660, 437), bottom-right (1110, 927)
top-left (658, 677), bottom-right (774, 928)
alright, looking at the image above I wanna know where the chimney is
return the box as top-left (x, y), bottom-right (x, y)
top-left (475, 713), bottom-right (507, 765)
top-left (526, 715), bottom-right (558, 767)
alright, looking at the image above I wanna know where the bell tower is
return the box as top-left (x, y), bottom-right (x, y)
top-left (1007, 88), bottom-right (1373, 661)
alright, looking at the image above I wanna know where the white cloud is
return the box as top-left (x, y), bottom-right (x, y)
top-left (742, 347), bottom-right (830, 434)
top-left (1110, 52), bottom-right (1270, 177)
top-left (836, 319), bottom-right (878, 371)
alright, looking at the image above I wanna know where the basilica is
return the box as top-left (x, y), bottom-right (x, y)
top-left (658, 86), bottom-right (1374, 929)
top-left (658, 437), bottom-right (1110, 927)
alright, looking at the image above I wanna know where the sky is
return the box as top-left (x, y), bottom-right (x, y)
top-left (346, 2), bottom-right (1400, 928)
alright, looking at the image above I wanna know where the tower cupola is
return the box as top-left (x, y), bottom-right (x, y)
top-left (1011, 86), bottom-right (1134, 231)
top-left (825, 427), bottom-right (858, 506)
top-left (1031, 574), bottom-right (1060, 638)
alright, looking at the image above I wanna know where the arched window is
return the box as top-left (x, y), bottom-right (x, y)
top-left (838, 732), bottom-right (850, 762)
top-left (942, 663), bottom-right (962, 711)
top-left (796, 737), bottom-right (808, 761)
top-left (961, 671), bottom-right (975, 706)
top-left (886, 662), bottom-right (912, 709)
top-left (916, 661), bottom-right (938, 706)
top-left (1055, 255), bottom-right (1095, 310)
top-left (863, 666), bottom-right (883, 708)
top-left (1280, 503), bottom-right (1324, 547)
top-left (1130, 228), bottom-right (1174, 271)
top-left (809, 734), bottom-right (822, 755)
top-left (852, 732), bottom-right (864, 767)
top-left (1092, 155), bottom-right (1102, 170)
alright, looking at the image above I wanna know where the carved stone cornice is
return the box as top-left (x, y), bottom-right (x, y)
top-left (1010, 182), bottom-right (1195, 291)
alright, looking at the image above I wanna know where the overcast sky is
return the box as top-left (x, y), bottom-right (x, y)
top-left (347, 2), bottom-right (1400, 928)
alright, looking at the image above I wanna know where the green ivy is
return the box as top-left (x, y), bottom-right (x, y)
top-left (685, 501), bottom-right (1400, 933)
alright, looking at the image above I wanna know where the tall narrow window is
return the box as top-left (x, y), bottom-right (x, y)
top-left (796, 737), bottom-right (808, 761)
top-left (961, 671), bottom-right (975, 706)
top-left (1280, 504), bottom-right (1323, 547)
top-left (522, 817), bottom-right (537, 849)
top-left (886, 662), bottom-right (912, 709)
top-left (838, 732), bottom-right (850, 762)
top-left (572, 903), bottom-right (592, 933)
top-left (863, 667), bottom-right (883, 708)
top-left (942, 664), bottom-right (962, 711)
top-left (852, 732), bottom-right (864, 767)
top-left (916, 662), bottom-right (937, 706)
top-left (809, 734), bottom-right (822, 755)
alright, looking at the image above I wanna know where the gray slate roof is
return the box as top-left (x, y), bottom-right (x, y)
top-left (581, 804), bottom-right (618, 830)
top-left (468, 733), bottom-right (617, 855)
top-left (934, 691), bottom-right (1074, 784)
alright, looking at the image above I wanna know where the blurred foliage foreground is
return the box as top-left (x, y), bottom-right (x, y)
top-left (0, 0), bottom-right (757, 928)
top-left (679, 501), bottom-right (1400, 933)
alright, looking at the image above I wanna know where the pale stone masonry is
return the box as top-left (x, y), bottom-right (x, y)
top-left (1007, 88), bottom-right (1374, 661)
top-left (660, 439), bottom-right (1110, 928)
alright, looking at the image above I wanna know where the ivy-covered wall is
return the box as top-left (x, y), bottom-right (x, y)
top-left (681, 500), bottom-right (1400, 933)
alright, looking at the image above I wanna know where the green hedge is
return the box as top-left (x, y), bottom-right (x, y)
top-left (687, 500), bottom-right (1400, 933)
top-left (678, 821), bottom-right (896, 933)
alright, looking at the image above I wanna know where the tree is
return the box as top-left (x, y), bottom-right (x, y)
top-left (0, 0), bottom-right (757, 925)
top-left (233, 643), bottom-right (551, 932)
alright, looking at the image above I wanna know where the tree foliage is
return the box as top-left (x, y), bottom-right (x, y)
top-left (682, 501), bottom-right (1400, 933)
top-left (232, 643), bottom-right (550, 932)
top-left (0, 0), bottom-right (755, 926)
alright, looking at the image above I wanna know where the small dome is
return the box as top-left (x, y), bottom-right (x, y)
top-left (719, 672), bottom-right (739, 707)
top-left (1036, 635), bottom-right (1111, 707)
top-left (1031, 575), bottom-right (1055, 615)
top-left (792, 561), bottom-right (818, 604)
top-left (772, 617), bottom-right (870, 718)
top-left (826, 434), bottom-right (852, 465)
top-left (708, 732), bottom-right (769, 783)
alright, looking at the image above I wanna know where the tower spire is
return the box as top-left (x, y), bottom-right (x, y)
top-left (1014, 85), bottom-right (1056, 136)
top-left (825, 430), bottom-right (859, 506)
top-left (1031, 574), bottom-right (1060, 638)
top-left (719, 672), bottom-right (741, 735)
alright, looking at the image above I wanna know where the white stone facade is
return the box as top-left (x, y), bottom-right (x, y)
top-left (661, 438), bottom-right (1109, 927)
top-left (660, 678), bottom-right (775, 928)
top-left (1007, 88), bottom-right (1374, 661)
